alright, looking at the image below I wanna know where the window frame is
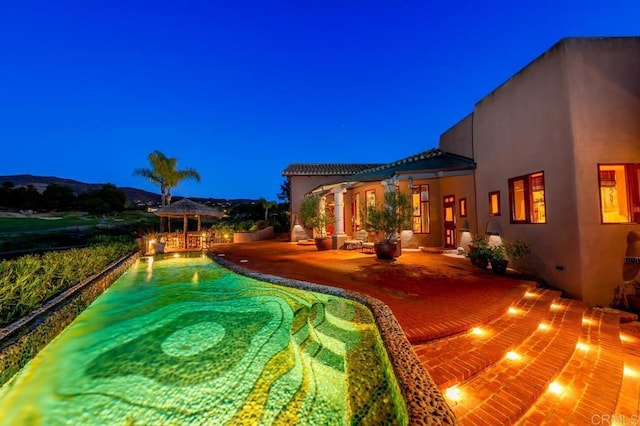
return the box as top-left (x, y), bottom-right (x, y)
top-left (411, 184), bottom-right (430, 234)
top-left (488, 191), bottom-right (501, 216)
top-left (508, 170), bottom-right (547, 224)
top-left (598, 163), bottom-right (640, 224)
top-left (365, 189), bottom-right (376, 209)
top-left (459, 197), bottom-right (467, 218)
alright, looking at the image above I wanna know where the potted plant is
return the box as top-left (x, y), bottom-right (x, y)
top-left (489, 244), bottom-right (508, 274)
top-left (362, 190), bottom-right (412, 260)
top-left (506, 239), bottom-right (530, 264)
top-left (469, 234), bottom-right (491, 269)
top-left (299, 194), bottom-right (334, 251)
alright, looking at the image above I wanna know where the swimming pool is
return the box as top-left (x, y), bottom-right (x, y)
top-left (0, 253), bottom-right (407, 424)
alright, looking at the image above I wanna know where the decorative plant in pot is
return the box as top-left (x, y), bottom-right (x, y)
top-left (506, 239), bottom-right (530, 264)
top-left (489, 244), bottom-right (508, 274)
top-left (299, 194), bottom-right (334, 251)
top-left (489, 239), bottom-right (530, 275)
top-left (362, 190), bottom-right (412, 260)
top-left (469, 234), bottom-right (491, 269)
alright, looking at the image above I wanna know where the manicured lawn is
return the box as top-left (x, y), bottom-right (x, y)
top-left (0, 211), bottom-right (157, 233)
top-left (0, 213), bottom-right (99, 233)
top-left (0, 210), bottom-right (159, 255)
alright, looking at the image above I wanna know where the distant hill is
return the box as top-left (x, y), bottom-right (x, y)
top-left (0, 174), bottom-right (256, 208)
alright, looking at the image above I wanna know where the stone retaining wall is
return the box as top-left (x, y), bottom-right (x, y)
top-left (0, 252), bottom-right (140, 387)
top-left (233, 226), bottom-right (274, 243)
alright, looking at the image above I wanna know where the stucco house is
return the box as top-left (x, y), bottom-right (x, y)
top-left (282, 36), bottom-right (640, 307)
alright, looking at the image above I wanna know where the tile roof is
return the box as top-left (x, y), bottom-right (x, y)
top-left (282, 163), bottom-right (384, 176)
top-left (305, 149), bottom-right (476, 188)
top-left (347, 148), bottom-right (475, 181)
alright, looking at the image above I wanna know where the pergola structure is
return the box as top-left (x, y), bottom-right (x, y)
top-left (154, 198), bottom-right (223, 250)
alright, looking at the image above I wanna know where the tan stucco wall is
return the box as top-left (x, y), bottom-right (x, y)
top-left (473, 40), bottom-right (584, 299)
top-left (439, 113), bottom-right (474, 159)
top-left (565, 38), bottom-right (640, 305)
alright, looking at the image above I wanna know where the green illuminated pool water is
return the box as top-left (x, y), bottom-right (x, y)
top-left (0, 253), bottom-right (406, 425)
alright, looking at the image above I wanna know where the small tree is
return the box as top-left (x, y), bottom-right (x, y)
top-left (299, 194), bottom-right (334, 238)
top-left (362, 190), bottom-right (412, 243)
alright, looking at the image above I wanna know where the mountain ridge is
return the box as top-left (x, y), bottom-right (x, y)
top-left (0, 174), bottom-right (255, 207)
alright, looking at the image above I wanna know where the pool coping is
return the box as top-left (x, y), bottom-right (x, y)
top-left (209, 253), bottom-right (458, 425)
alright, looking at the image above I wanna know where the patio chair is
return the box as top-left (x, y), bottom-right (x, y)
top-left (345, 230), bottom-right (375, 253)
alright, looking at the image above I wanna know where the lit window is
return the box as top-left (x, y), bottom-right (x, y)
top-left (365, 189), bottom-right (375, 209)
top-left (412, 184), bottom-right (430, 233)
top-left (599, 164), bottom-right (640, 224)
top-left (489, 191), bottom-right (501, 216)
top-left (353, 192), bottom-right (361, 231)
top-left (459, 198), bottom-right (467, 217)
top-left (508, 172), bottom-right (546, 224)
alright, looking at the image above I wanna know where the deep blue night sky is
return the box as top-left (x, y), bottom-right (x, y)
top-left (1, 1), bottom-right (638, 199)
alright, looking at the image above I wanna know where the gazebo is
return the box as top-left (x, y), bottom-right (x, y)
top-left (154, 198), bottom-right (223, 251)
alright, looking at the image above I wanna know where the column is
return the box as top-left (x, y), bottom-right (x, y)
top-left (332, 187), bottom-right (348, 249)
top-left (332, 187), bottom-right (347, 236)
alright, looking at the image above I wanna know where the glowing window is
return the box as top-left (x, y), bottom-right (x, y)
top-left (459, 198), bottom-right (467, 217)
top-left (489, 191), bottom-right (501, 216)
top-left (599, 164), bottom-right (640, 224)
top-left (508, 171), bottom-right (546, 224)
top-left (353, 193), bottom-right (361, 231)
top-left (412, 184), bottom-right (430, 233)
top-left (365, 190), bottom-right (375, 209)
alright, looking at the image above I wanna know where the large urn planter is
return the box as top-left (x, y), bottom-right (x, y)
top-left (299, 194), bottom-right (335, 252)
top-left (374, 242), bottom-right (397, 260)
top-left (314, 237), bottom-right (333, 251)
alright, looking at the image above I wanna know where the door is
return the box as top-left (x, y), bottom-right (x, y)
top-left (443, 195), bottom-right (456, 248)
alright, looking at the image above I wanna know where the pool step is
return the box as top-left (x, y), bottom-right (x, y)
top-left (414, 287), bottom-right (562, 390)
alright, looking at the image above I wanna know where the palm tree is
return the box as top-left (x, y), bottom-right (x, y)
top-left (257, 197), bottom-right (277, 223)
top-left (133, 150), bottom-right (201, 208)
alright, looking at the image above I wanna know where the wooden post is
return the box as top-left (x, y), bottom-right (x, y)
top-left (183, 216), bottom-right (188, 249)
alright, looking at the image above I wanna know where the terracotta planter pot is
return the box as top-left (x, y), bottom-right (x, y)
top-left (374, 242), bottom-right (397, 260)
top-left (314, 237), bottom-right (333, 251)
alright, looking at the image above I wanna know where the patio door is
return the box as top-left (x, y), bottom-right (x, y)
top-left (443, 195), bottom-right (456, 248)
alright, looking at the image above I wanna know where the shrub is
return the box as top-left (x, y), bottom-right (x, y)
top-left (0, 236), bottom-right (136, 327)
